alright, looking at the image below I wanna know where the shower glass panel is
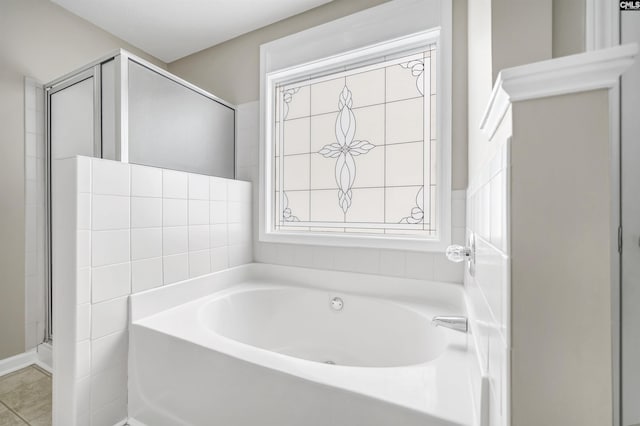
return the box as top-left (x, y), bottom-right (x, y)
top-left (128, 60), bottom-right (235, 178)
top-left (44, 50), bottom-right (236, 344)
top-left (50, 76), bottom-right (96, 160)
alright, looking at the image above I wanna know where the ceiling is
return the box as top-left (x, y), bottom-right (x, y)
top-left (51, 0), bottom-right (334, 63)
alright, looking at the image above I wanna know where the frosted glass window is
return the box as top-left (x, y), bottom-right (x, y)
top-left (272, 45), bottom-right (438, 238)
top-left (128, 60), bottom-right (235, 178)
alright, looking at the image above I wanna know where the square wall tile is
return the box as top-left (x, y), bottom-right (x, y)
top-left (189, 225), bottom-right (210, 251)
top-left (90, 363), bottom-right (127, 413)
top-left (131, 228), bottom-right (162, 260)
top-left (163, 253), bottom-right (189, 284)
top-left (77, 193), bottom-right (91, 230)
top-left (92, 195), bottom-right (129, 230)
top-left (92, 262), bottom-right (131, 303)
top-left (77, 231), bottom-right (91, 268)
top-left (90, 395), bottom-right (127, 426)
top-left (379, 249), bottom-right (406, 277)
top-left (131, 165), bottom-right (162, 197)
top-left (91, 296), bottom-right (128, 339)
top-left (210, 224), bottom-right (228, 248)
top-left (77, 267), bottom-right (91, 304)
top-left (91, 330), bottom-right (127, 375)
top-left (229, 244), bottom-right (252, 267)
top-left (131, 197), bottom-right (162, 228)
top-left (210, 246), bottom-right (229, 272)
top-left (163, 198), bottom-right (187, 227)
top-left (162, 169), bottom-right (187, 198)
top-left (188, 174), bottom-right (209, 200)
top-left (189, 250), bottom-right (210, 277)
top-left (228, 223), bottom-right (251, 245)
top-left (210, 177), bottom-right (228, 201)
top-left (210, 201), bottom-right (228, 224)
top-left (188, 200), bottom-right (209, 225)
top-left (76, 340), bottom-right (91, 379)
top-left (131, 257), bottom-right (163, 293)
top-left (228, 180), bottom-right (251, 203)
top-left (163, 226), bottom-right (188, 256)
top-left (76, 303), bottom-right (90, 341)
top-left (405, 251), bottom-right (435, 280)
top-left (92, 159), bottom-right (129, 196)
top-left (91, 230), bottom-right (129, 267)
top-left (77, 156), bottom-right (91, 193)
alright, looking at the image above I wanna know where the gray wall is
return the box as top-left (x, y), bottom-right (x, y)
top-left (553, 0), bottom-right (586, 57)
top-left (0, 0), bottom-right (164, 359)
top-left (511, 90), bottom-right (612, 426)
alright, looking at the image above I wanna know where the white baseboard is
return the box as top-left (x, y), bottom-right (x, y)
top-left (35, 342), bottom-right (53, 373)
top-left (0, 349), bottom-right (38, 377)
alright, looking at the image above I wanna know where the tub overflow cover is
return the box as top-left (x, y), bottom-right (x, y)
top-left (330, 297), bottom-right (344, 311)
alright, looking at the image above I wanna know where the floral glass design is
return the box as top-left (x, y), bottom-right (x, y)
top-left (273, 45), bottom-right (438, 238)
top-left (318, 87), bottom-right (375, 213)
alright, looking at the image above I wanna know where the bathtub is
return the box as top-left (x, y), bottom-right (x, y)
top-left (128, 263), bottom-right (477, 426)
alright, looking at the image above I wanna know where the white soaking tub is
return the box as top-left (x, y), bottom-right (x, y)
top-left (128, 263), bottom-right (477, 426)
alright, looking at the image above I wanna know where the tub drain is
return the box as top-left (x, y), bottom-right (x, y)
top-left (324, 360), bottom-right (336, 365)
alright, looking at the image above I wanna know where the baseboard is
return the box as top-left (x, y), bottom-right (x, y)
top-left (35, 342), bottom-right (53, 373)
top-left (0, 349), bottom-right (38, 377)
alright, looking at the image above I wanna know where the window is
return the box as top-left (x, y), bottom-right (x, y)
top-left (261, 27), bottom-right (451, 251)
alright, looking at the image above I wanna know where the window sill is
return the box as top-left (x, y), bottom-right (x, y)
top-left (259, 229), bottom-right (452, 252)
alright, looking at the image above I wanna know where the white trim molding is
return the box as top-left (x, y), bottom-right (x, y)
top-left (0, 349), bottom-right (39, 377)
top-left (586, 0), bottom-right (618, 51)
top-left (480, 43), bottom-right (638, 139)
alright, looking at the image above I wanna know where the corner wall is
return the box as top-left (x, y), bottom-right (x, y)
top-left (0, 0), bottom-right (166, 360)
top-left (510, 90), bottom-right (612, 426)
top-left (52, 157), bottom-right (252, 425)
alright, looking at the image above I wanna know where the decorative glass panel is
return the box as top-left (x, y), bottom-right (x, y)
top-left (273, 45), bottom-right (438, 238)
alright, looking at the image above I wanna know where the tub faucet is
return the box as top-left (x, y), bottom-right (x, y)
top-left (432, 316), bottom-right (468, 333)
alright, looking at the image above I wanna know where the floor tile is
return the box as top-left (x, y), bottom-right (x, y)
top-left (0, 376), bottom-right (51, 423)
top-left (0, 367), bottom-right (51, 425)
top-left (0, 368), bottom-right (47, 396)
top-left (0, 403), bottom-right (28, 426)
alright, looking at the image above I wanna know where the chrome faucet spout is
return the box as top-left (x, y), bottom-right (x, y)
top-left (432, 316), bottom-right (468, 333)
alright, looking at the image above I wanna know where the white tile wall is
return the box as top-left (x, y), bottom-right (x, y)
top-left (466, 134), bottom-right (510, 426)
top-left (54, 157), bottom-right (253, 425)
top-left (237, 101), bottom-right (466, 284)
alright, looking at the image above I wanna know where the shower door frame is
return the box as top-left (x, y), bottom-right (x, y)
top-left (43, 50), bottom-right (236, 342)
top-left (44, 63), bottom-right (104, 342)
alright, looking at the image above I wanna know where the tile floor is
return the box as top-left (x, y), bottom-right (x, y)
top-left (0, 365), bottom-right (51, 426)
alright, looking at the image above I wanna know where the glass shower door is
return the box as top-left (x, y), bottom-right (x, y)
top-left (46, 68), bottom-right (101, 341)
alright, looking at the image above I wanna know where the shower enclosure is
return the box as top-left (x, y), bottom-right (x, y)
top-left (44, 50), bottom-right (236, 341)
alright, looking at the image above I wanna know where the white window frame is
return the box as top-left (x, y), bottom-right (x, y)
top-left (259, 0), bottom-right (452, 252)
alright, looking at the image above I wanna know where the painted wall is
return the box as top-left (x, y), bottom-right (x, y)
top-left (552, 0), bottom-right (586, 57)
top-left (467, 0), bottom-right (553, 181)
top-left (52, 157), bottom-right (252, 425)
top-left (510, 90), bottom-right (612, 426)
top-left (169, 0), bottom-right (469, 190)
top-left (0, 0), bottom-right (165, 360)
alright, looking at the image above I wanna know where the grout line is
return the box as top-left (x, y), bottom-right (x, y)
top-left (0, 399), bottom-right (31, 425)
